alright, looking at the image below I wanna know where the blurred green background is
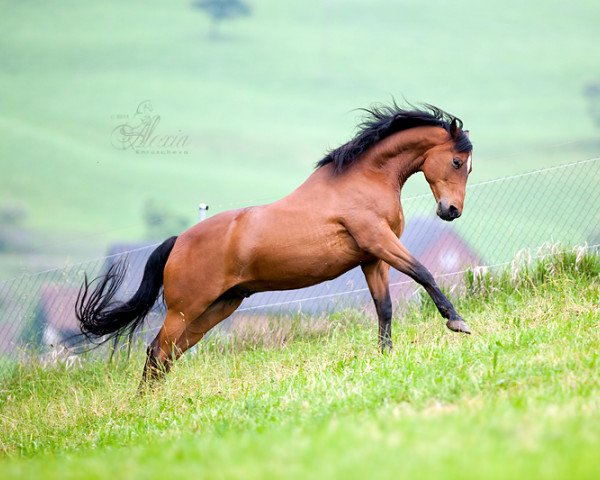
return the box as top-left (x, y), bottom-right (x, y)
top-left (0, 0), bottom-right (599, 279)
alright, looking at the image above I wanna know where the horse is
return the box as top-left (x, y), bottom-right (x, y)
top-left (76, 103), bottom-right (474, 386)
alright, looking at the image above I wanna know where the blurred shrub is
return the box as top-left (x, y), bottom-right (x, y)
top-left (143, 199), bottom-right (190, 240)
top-left (0, 201), bottom-right (26, 226)
top-left (0, 201), bottom-right (28, 252)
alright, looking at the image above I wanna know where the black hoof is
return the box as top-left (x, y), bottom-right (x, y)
top-left (446, 319), bottom-right (471, 334)
top-left (379, 338), bottom-right (393, 354)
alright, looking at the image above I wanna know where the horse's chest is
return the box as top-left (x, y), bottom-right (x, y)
top-left (387, 205), bottom-right (405, 238)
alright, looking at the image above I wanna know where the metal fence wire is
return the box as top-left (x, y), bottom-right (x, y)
top-left (0, 157), bottom-right (599, 374)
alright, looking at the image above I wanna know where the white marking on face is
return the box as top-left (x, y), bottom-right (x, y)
top-left (466, 154), bottom-right (472, 174)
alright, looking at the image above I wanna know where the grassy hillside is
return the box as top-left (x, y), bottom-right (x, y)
top-left (1, 251), bottom-right (598, 479)
top-left (1, 0), bottom-right (599, 262)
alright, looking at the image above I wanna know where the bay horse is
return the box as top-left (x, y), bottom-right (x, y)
top-left (76, 103), bottom-right (473, 386)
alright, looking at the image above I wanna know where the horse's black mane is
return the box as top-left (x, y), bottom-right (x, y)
top-left (316, 102), bottom-right (472, 173)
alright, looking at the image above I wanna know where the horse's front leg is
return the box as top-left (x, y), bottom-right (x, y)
top-left (353, 226), bottom-right (470, 334)
top-left (361, 260), bottom-right (393, 352)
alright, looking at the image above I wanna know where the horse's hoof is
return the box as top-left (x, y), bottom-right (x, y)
top-left (446, 319), bottom-right (471, 334)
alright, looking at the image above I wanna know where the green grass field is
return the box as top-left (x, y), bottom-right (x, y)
top-left (1, 0), bottom-right (600, 279)
top-left (1, 250), bottom-right (598, 479)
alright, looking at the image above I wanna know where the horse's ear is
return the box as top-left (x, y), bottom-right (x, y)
top-left (464, 130), bottom-right (470, 138)
top-left (449, 118), bottom-right (459, 138)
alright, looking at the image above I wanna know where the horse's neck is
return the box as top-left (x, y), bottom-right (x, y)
top-left (357, 143), bottom-right (424, 191)
top-left (358, 126), bottom-right (446, 190)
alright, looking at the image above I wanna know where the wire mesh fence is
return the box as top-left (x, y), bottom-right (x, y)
top-left (0, 157), bottom-right (599, 377)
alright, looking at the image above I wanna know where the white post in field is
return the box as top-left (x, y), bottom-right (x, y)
top-left (198, 203), bottom-right (209, 222)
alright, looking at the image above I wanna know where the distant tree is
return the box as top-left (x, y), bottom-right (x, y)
top-left (583, 81), bottom-right (600, 129)
top-left (192, 0), bottom-right (252, 39)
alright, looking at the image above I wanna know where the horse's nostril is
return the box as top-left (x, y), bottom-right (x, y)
top-left (448, 205), bottom-right (460, 218)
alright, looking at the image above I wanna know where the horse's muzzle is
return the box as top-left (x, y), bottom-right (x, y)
top-left (437, 201), bottom-right (461, 222)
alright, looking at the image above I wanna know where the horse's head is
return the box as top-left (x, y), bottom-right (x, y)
top-left (422, 120), bottom-right (472, 222)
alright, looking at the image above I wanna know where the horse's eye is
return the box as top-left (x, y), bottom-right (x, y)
top-left (452, 158), bottom-right (461, 169)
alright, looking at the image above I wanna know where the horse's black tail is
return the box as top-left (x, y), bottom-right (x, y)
top-left (76, 236), bottom-right (178, 344)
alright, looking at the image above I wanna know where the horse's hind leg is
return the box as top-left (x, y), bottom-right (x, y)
top-left (140, 294), bottom-right (243, 388)
top-left (140, 309), bottom-right (186, 387)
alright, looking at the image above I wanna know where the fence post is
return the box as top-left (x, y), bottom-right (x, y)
top-left (198, 203), bottom-right (209, 222)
